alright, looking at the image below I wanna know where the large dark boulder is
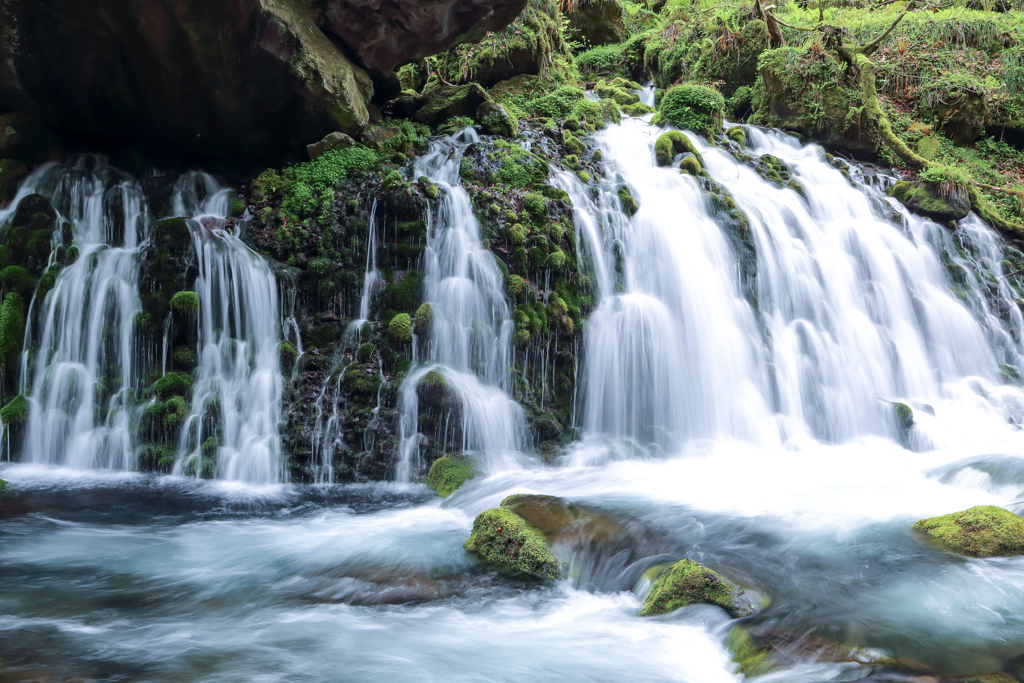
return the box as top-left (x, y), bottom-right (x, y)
top-left (314, 0), bottom-right (529, 79)
top-left (566, 0), bottom-right (626, 47)
top-left (0, 0), bottom-right (528, 163)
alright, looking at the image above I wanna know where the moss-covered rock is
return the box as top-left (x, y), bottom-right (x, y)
top-left (155, 371), bottom-right (192, 400)
top-left (477, 100), bottom-right (519, 138)
top-left (426, 454), bottom-right (474, 497)
top-left (654, 130), bottom-right (704, 168)
top-left (890, 180), bottom-right (971, 223)
top-left (566, 0), bottom-right (626, 47)
top-left (639, 558), bottom-right (755, 618)
top-left (414, 303), bottom-right (433, 338)
top-left (913, 505), bottom-right (1024, 557)
top-left (618, 185), bottom-right (639, 217)
top-left (169, 291), bottom-right (200, 317)
top-left (388, 312), bottom-right (413, 343)
top-left (0, 292), bottom-right (25, 371)
top-left (0, 394), bottom-right (29, 425)
top-left (726, 626), bottom-right (781, 677)
top-left (726, 125), bottom-right (747, 147)
top-left (679, 156), bottom-right (701, 176)
top-left (655, 85), bottom-right (725, 138)
top-left (464, 505), bottom-right (564, 579)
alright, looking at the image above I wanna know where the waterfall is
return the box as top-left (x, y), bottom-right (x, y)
top-left (11, 160), bottom-right (147, 470)
top-left (396, 128), bottom-right (526, 481)
top-left (571, 116), bottom-right (1024, 456)
top-left (173, 173), bottom-right (285, 486)
top-left (0, 161), bottom-right (284, 482)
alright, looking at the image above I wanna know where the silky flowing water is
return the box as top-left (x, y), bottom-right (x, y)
top-left (4, 112), bottom-right (1024, 680)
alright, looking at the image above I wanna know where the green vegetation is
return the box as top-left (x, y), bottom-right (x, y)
top-left (426, 454), bottom-right (475, 497)
top-left (639, 558), bottom-right (754, 618)
top-left (414, 303), bottom-right (433, 338)
top-left (654, 130), bottom-right (704, 167)
top-left (914, 505), bottom-right (1024, 557)
top-left (0, 394), bottom-right (29, 425)
top-left (155, 371), bottom-right (191, 400)
top-left (655, 85), bottom-right (725, 136)
top-left (388, 313), bottom-right (413, 343)
top-left (169, 291), bottom-right (200, 317)
top-left (0, 292), bottom-right (24, 370)
top-left (464, 502), bottom-right (564, 579)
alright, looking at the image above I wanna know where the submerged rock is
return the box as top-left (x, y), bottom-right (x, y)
top-left (638, 558), bottom-right (755, 618)
top-left (913, 505), bottom-right (1024, 557)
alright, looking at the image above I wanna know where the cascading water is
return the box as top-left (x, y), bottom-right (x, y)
top-left (11, 107), bottom-right (1024, 683)
top-left (173, 173), bottom-right (285, 486)
top-left (9, 160), bottom-right (147, 470)
top-left (396, 128), bottom-right (526, 481)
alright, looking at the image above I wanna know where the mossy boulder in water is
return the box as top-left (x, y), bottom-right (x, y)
top-left (654, 131), bottom-right (704, 168)
top-left (889, 180), bottom-right (971, 224)
top-left (639, 558), bottom-right (755, 618)
top-left (426, 454), bottom-right (474, 497)
top-left (913, 505), bottom-right (1024, 557)
top-left (388, 313), bottom-right (412, 343)
top-left (654, 85), bottom-right (724, 138)
top-left (414, 303), bottom-right (433, 338)
top-left (464, 504), bottom-right (564, 579)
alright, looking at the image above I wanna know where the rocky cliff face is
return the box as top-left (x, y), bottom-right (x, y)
top-left (0, 0), bottom-right (526, 163)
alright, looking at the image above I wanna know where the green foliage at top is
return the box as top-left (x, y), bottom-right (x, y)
top-left (914, 505), bottom-right (1024, 557)
top-left (464, 505), bottom-right (563, 579)
top-left (0, 292), bottom-right (25, 370)
top-left (426, 455), bottom-right (475, 497)
top-left (656, 85), bottom-right (724, 136)
top-left (639, 558), bottom-right (753, 618)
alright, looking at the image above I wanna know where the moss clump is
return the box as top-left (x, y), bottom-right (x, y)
top-left (655, 85), bottom-right (725, 137)
top-left (726, 626), bottom-right (780, 677)
top-left (163, 395), bottom-right (187, 429)
top-left (639, 558), bottom-right (754, 618)
top-left (893, 402), bottom-right (914, 430)
top-left (679, 156), bottom-right (702, 176)
top-left (426, 454), bottom-right (475, 497)
top-left (654, 131), bottom-right (704, 168)
top-left (155, 371), bottom-right (191, 399)
top-left (913, 506), bottom-right (1024, 557)
top-left (618, 186), bottom-right (639, 217)
top-left (508, 223), bottom-right (529, 246)
top-left (388, 313), bottom-right (413, 344)
top-left (414, 303), bottom-right (433, 338)
top-left (0, 292), bottom-right (25, 371)
top-left (464, 506), bottom-right (563, 579)
top-left (169, 291), bottom-right (200, 317)
top-left (201, 437), bottom-right (218, 459)
top-left (173, 345), bottom-right (198, 369)
top-left (417, 176), bottom-right (439, 200)
top-left (726, 126), bottom-right (747, 147)
top-left (522, 192), bottom-right (548, 227)
top-left (0, 265), bottom-right (33, 295)
top-left (278, 340), bottom-right (298, 374)
top-left (0, 394), bottom-right (29, 425)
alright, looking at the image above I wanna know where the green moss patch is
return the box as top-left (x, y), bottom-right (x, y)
top-left (913, 505), bottom-right (1024, 557)
top-left (654, 130), bottom-right (704, 168)
top-left (655, 85), bottom-right (725, 137)
top-left (464, 505), bottom-right (564, 579)
top-left (426, 454), bottom-right (475, 497)
top-left (639, 558), bottom-right (754, 618)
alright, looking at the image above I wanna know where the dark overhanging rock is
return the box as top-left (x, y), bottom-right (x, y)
top-left (0, 0), bottom-right (528, 164)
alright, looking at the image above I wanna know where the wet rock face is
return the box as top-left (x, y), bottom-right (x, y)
top-left (313, 0), bottom-right (529, 78)
top-left (0, 0), bottom-right (526, 162)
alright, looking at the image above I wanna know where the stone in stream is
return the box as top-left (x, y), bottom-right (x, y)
top-left (638, 559), bottom-right (756, 618)
top-left (425, 454), bottom-right (474, 498)
top-left (463, 494), bottom-right (632, 579)
top-left (913, 505), bottom-right (1024, 557)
